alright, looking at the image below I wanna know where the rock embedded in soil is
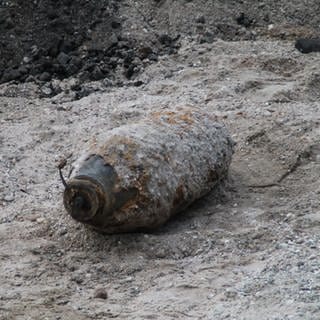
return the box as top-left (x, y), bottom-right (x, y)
top-left (236, 12), bottom-right (254, 28)
top-left (94, 288), bottom-right (108, 300)
top-left (39, 72), bottom-right (51, 82)
top-left (1, 68), bottom-right (21, 82)
top-left (196, 15), bottom-right (206, 24)
top-left (3, 193), bottom-right (15, 202)
top-left (199, 31), bottom-right (215, 44)
top-left (138, 46), bottom-right (154, 60)
top-left (295, 38), bottom-right (320, 53)
top-left (57, 52), bottom-right (71, 67)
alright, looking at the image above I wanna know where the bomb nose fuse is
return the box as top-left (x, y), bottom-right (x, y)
top-left (62, 107), bottom-right (235, 233)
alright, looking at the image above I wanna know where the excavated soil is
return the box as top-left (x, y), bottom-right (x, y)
top-left (1, 1), bottom-right (320, 319)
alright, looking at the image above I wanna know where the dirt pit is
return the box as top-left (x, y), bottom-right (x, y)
top-left (1, 1), bottom-right (320, 319)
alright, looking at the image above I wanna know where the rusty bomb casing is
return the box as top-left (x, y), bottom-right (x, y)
top-left (63, 106), bottom-right (235, 233)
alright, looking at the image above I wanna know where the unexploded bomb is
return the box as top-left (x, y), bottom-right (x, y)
top-left (61, 106), bottom-right (235, 233)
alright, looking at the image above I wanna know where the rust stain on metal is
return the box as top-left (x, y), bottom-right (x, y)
top-left (62, 106), bottom-right (235, 233)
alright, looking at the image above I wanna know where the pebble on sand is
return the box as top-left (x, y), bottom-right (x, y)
top-left (94, 288), bottom-right (108, 300)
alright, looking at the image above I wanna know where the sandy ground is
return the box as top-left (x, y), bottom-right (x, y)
top-left (1, 39), bottom-right (320, 319)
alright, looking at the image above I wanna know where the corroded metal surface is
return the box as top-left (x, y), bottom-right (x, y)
top-left (63, 106), bottom-right (235, 233)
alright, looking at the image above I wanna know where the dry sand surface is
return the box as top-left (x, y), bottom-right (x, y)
top-left (1, 2), bottom-right (320, 320)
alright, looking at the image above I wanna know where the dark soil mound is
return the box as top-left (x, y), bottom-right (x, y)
top-left (0, 0), bottom-right (179, 86)
top-left (1, 0), bottom-right (320, 87)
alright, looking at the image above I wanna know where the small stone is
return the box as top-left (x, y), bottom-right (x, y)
top-left (236, 13), bottom-right (253, 28)
top-left (41, 85), bottom-right (53, 96)
top-left (111, 20), bottom-right (121, 29)
top-left (58, 228), bottom-right (68, 236)
top-left (1, 68), bottom-right (21, 82)
top-left (69, 56), bottom-right (82, 68)
top-left (129, 287), bottom-right (140, 296)
top-left (91, 66), bottom-right (105, 80)
top-left (18, 66), bottom-right (28, 75)
top-left (39, 72), bottom-right (51, 82)
top-left (71, 274), bottom-right (84, 284)
top-left (4, 193), bottom-right (14, 202)
top-left (121, 276), bottom-right (133, 283)
top-left (133, 80), bottom-right (144, 87)
top-left (125, 64), bottom-right (136, 79)
top-left (138, 46), bottom-right (153, 60)
top-left (148, 53), bottom-right (158, 61)
top-left (31, 45), bottom-right (40, 59)
top-left (297, 261), bottom-right (304, 267)
top-left (108, 57), bottom-right (119, 68)
top-left (94, 288), bottom-right (108, 299)
top-left (199, 31), bottom-right (215, 44)
top-left (57, 52), bottom-right (70, 66)
top-left (23, 56), bottom-right (32, 64)
top-left (158, 34), bottom-right (174, 46)
top-left (25, 75), bottom-right (35, 82)
top-left (295, 38), bottom-right (320, 54)
top-left (103, 78), bottom-right (113, 87)
top-left (196, 16), bottom-right (205, 24)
